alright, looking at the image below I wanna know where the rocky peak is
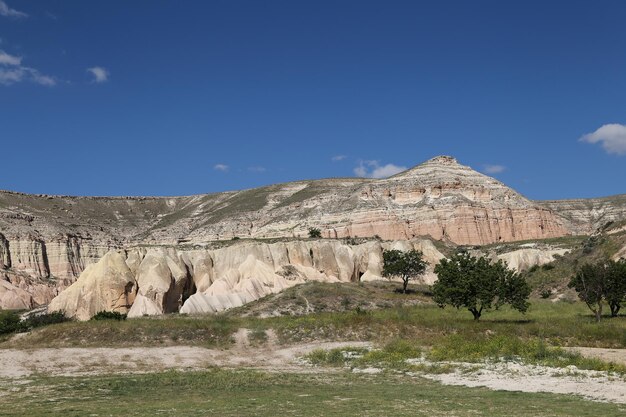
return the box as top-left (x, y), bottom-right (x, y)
top-left (424, 155), bottom-right (459, 165)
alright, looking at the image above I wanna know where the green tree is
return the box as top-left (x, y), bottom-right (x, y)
top-left (308, 227), bottom-right (322, 238)
top-left (605, 259), bottom-right (626, 317)
top-left (432, 253), bottom-right (530, 320)
top-left (382, 249), bottom-right (427, 294)
top-left (569, 262), bottom-right (606, 322)
top-left (570, 259), bottom-right (626, 320)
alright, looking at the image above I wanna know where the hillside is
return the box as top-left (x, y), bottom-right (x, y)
top-left (1, 155), bottom-right (625, 314)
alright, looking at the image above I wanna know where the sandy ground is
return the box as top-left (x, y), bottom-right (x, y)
top-left (0, 330), bottom-right (370, 378)
top-left (1, 332), bottom-right (625, 404)
top-left (419, 360), bottom-right (626, 404)
top-left (566, 347), bottom-right (626, 365)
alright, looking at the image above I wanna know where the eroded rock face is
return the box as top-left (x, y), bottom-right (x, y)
top-left (50, 239), bottom-right (445, 319)
top-left (48, 251), bottom-right (137, 321)
top-left (497, 248), bottom-right (569, 272)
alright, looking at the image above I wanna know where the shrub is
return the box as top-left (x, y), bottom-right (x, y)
top-left (91, 311), bottom-right (128, 321)
top-left (0, 310), bottom-right (21, 335)
top-left (540, 288), bottom-right (552, 299)
top-left (21, 311), bottom-right (69, 330)
top-left (308, 227), bottom-right (322, 238)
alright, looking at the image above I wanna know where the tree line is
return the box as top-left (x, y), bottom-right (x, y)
top-left (382, 249), bottom-right (626, 321)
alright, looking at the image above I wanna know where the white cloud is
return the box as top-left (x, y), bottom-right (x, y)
top-left (580, 123), bottom-right (626, 156)
top-left (354, 160), bottom-right (406, 179)
top-left (0, 51), bottom-right (56, 86)
top-left (0, 50), bottom-right (20, 66)
top-left (87, 66), bottom-right (109, 83)
top-left (213, 164), bottom-right (229, 172)
top-left (248, 166), bottom-right (266, 173)
top-left (0, 1), bottom-right (27, 18)
top-left (483, 164), bottom-right (506, 174)
top-left (331, 155), bottom-right (347, 162)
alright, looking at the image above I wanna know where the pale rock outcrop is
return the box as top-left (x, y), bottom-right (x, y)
top-left (0, 279), bottom-right (34, 310)
top-left (51, 239), bottom-right (446, 319)
top-left (48, 251), bottom-right (137, 320)
top-left (0, 233), bottom-right (10, 269)
top-left (8, 237), bottom-right (50, 278)
top-left (497, 248), bottom-right (569, 272)
top-left (127, 248), bottom-right (193, 318)
top-left (2, 271), bottom-right (59, 306)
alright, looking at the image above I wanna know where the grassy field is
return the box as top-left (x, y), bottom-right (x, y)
top-left (3, 291), bottom-right (625, 350)
top-left (1, 369), bottom-right (625, 417)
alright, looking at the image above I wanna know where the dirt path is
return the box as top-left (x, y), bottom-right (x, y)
top-left (0, 338), bottom-right (370, 378)
top-left (566, 347), bottom-right (626, 366)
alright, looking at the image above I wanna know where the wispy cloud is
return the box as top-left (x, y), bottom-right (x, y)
top-left (354, 160), bottom-right (406, 179)
top-left (248, 166), bottom-right (266, 173)
top-left (0, 1), bottom-right (27, 18)
top-left (483, 164), bottom-right (506, 174)
top-left (213, 164), bottom-right (229, 172)
top-left (331, 155), bottom-right (347, 162)
top-left (580, 123), bottom-right (626, 156)
top-left (0, 50), bottom-right (20, 66)
top-left (0, 49), bottom-right (56, 86)
top-left (87, 66), bottom-right (109, 83)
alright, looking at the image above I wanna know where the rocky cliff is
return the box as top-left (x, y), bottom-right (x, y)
top-left (537, 194), bottom-right (626, 235)
top-left (1, 155), bottom-right (624, 311)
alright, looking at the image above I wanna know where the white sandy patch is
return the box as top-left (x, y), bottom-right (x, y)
top-left (415, 359), bottom-right (626, 404)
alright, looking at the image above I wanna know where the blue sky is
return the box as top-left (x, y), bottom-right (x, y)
top-left (1, 0), bottom-right (625, 200)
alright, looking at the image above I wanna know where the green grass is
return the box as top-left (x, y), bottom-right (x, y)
top-left (306, 335), bottom-right (626, 375)
top-left (0, 369), bottom-right (625, 417)
top-left (4, 299), bottom-right (625, 349)
top-left (429, 334), bottom-right (626, 374)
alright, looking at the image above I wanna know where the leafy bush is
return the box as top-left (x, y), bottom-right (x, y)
top-left (0, 310), bottom-right (21, 335)
top-left (1, 310), bottom-right (70, 335)
top-left (308, 227), bottom-right (322, 238)
top-left (22, 312), bottom-right (69, 330)
top-left (91, 311), bottom-right (128, 321)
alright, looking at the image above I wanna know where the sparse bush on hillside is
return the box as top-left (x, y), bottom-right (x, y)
top-left (432, 253), bottom-right (530, 320)
top-left (540, 288), bottom-right (552, 299)
top-left (91, 311), bottom-right (128, 321)
top-left (308, 227), bottom-right (322, 238)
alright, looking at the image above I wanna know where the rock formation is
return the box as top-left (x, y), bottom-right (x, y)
top-left (49, 239), bottom-right (445, 319)
top-left (497, 248), bottom-right (569, 272)
top-left (1, 155), bottom-right (625, 311)
top-left (48, 251), bottom-right (137, 321)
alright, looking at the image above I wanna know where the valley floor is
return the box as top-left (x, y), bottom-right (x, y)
top-left (0, 336), bottom-right (625, 415)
